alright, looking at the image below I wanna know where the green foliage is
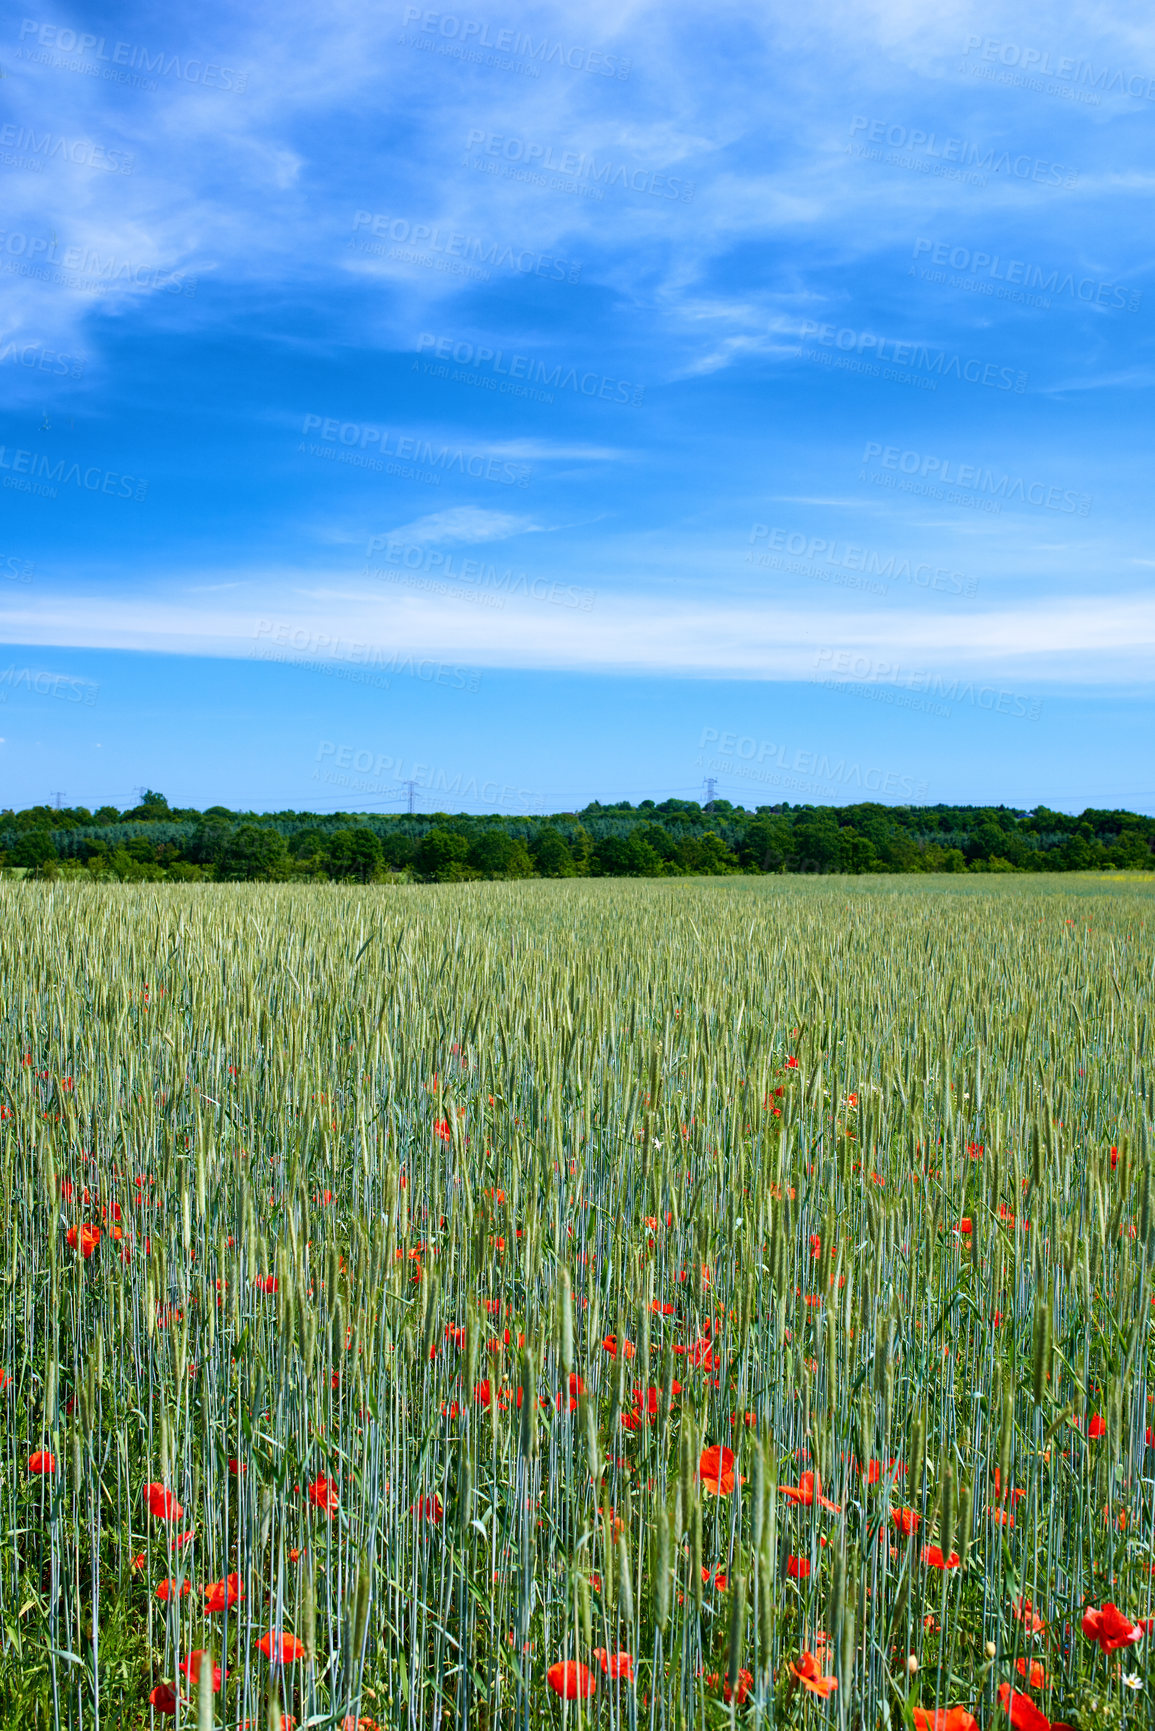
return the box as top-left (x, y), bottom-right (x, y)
top-left (1, 799), bottom-right (1152, 882)
top-left (217, 824), bottom-right (292, 881)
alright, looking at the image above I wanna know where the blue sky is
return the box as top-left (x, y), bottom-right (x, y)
top-left (1, 0), bottom-right (1152, 814)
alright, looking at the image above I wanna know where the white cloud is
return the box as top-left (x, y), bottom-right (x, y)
top-left (379, 508), bottom-right (544, 544)
top-left (2, 581), bottom-right (1151, 684)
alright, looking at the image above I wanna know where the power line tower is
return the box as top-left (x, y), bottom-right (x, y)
top-left (703, 776), bottom-right (717, 811)
top-left (399, 779), bottom-right (419, 814)
top-left (50, 790), bottom-right (64, 810)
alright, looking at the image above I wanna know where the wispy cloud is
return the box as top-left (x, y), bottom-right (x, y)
top-left (379, 508), bottom-right (545, 544)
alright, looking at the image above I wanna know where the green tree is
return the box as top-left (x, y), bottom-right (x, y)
top-left (592, 834), bottom-right (664, 876)
top-left (191, 818), bottom-right (233, 868)
top-left (125, 789), bottom-right (171, 819)
top-left (380, 833), bottom-right (416, 871)
top-left (638, 823), bottom-right (678, 866)
top-left (738, 818), bottom-right (791, 872)
top-left (1109, 828), bottom-right (1152, 869)
top-left (840, 829), bottom-right (881, 873)
top-left (531, 828), bottom-right (575, 877)
top-left (218, 825), bottom-right (292, 881)
top-left (326, 828), bottom-right (384, 882)
top-left (413, 828), bottom-right (474, 882)
top-left (789, 812), bottom-right (842, 873)
top-left (674, 832), bottom-right (735, 875)
top-left (11, 830), bottom-right (56, 869)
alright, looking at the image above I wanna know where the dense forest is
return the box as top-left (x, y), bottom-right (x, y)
top-left (1, 790), bottom-right (1151, 880)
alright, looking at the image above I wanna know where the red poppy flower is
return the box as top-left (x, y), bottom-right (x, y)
top-left (204, 1573), bottom-right (243, 1613)
top-left (546, 1660), bottom-right (595, 1699)
top-left (592, 1649), bottom-right (634, 1681)
top-left (1086, 1414), bottom-right (1106, 1439)
top-left (178, 1652), bottom-right (224, 1690)
top-left (699, 1444), bottom-right (743, 1495)
top-left (1015, 1658), bottom-right (1045, 1688)
top-left (149, 1684), bottom-right (178, 1715)
top-left (601, 1334), bottom-right (636, 1359)
top-left (259, 1631), bottom-right (306, 1663)
top-left (779, 1471), bottom-right (840, 1512)
top-left (557, 1372), bottom-right (585, 1412)
top-left (144, 1483), bottom-right (184, 1521)
top-left (997, 1685), bottom-right (1058, 1731)
top-left (254, 1275), bottom-right (278, 1293)
top-left (306, 1474), bottom-right (339, 1515)
top-left (921, 1545), bottom-right (961, 1570)
top-left (914, 1711), bottom-right (978, 1731)
top-left (790, 1651), bottom-right (837, 1697)
top-left (66, 1223), bottom-right (101, 1258)
top-left (228, 1458), bottom-right (247, 1476)
top-left (672, 1337), bottom-right (719, 1371)
top-left (1081, 1602), bottom-right (1144, 1652)
top-left (28, 1450), bottom-right (56, 1474)
top-left (859, 1457), bottom-right (905, 1483)
top-left (785, 1055), bottom-right (799, 1068)
top-left (410, 1494), bottom-right (444, 1523)
top-left (892, 1507), bottom-right (921, 1536)
top-left (786, 1555), bottom-right (810, 1579)
top-left (1012, 1596), bottom-right (1045, 1633)
top-left (169, 1529), bottom-right (195, 1549)
top-left (725, 1669), bottom-right (754, 1704)
top-left (706, 1669), bottom-right (754, 1704)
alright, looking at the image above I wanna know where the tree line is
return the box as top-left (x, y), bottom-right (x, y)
top-left (0, 791), bottom-right (1150, 881)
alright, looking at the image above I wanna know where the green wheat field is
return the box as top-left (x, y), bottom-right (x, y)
top-left (1, 874), bottom-right (1152, 1730)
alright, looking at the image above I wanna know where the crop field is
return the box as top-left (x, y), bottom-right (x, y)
top-left (0, 873), bottom-right (1152, 1731)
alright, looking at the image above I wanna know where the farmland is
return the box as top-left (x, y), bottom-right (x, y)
top-left (0, 873), bottom-right (1151, 1729)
